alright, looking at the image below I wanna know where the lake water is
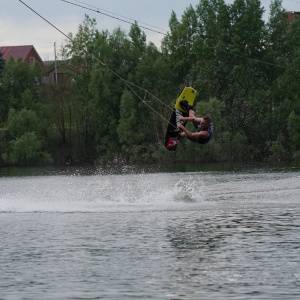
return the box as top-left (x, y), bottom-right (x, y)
top-left (1, 165), bottom-right (300, 299)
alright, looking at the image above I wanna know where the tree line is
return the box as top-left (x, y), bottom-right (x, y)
top-left (1, 0), bottom-right (300, 166)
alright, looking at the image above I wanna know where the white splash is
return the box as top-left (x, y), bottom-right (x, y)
top-left (0, 172), bottom-right (206, 213)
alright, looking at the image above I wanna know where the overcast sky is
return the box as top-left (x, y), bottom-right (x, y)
top-left (1, 0), bottom-right (299, 61)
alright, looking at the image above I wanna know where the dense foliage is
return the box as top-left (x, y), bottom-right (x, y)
top-left (1, 0), bottom-right (300, 166)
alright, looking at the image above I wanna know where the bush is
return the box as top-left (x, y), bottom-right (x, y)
top-left (2, 132), bottom-right (52, 165)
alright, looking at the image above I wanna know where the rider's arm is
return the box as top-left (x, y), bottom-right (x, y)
top-left (179, 116), bottom-right (195, 122)
top-left (177, 123), bottom-right (209, 139)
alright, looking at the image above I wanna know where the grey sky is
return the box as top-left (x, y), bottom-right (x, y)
top-left (1, 0), bottom-right (299, 60)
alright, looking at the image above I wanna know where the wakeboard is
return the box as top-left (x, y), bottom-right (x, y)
top-left (164, 87), bottom-right (197, 151)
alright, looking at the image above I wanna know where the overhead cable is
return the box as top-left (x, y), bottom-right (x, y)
top-left (61, 0), bottom-right (168, 36)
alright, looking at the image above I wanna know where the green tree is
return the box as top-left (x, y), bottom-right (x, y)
top-left (2, 108), bottom-right (52, 165)
top-left (0, 57), bottom-right (42, 123)
top-left (61, 15), bottom-right (102, 162)
top-left (162, 5), bottom-right (199, 85)
top-left (288, 111), bottom-right (300, 161)
top-left (270, 8), bottom-right (300, 161)
top-left (2, 132), bottom-right (52, 165)
top-left (0, 52), bottom-right (5, 124)
top-left (222, 0), bottom-right (268, 160)
top-left (128, 21), bottom-right (147, 73)
top-left (117, 90), bottom-right (158, 162)
top-left (0, 52), bottom-right (4, 74)
top-left (192, 0), bottom-right (231, 98)
top-left (6, 108), bottom-right (39, 137)
top-left (133, 43), bottom-right (176, 152)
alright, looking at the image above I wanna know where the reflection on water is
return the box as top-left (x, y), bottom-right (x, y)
top-left (0, 166), bottom-right (300, 299)
top-left (166, 210), bottom-right (300, 298)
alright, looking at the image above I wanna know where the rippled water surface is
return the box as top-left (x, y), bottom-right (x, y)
top-left (1, 166), bottom-right (300, 299)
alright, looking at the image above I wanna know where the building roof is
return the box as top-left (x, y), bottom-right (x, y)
top-left (0, 45), bottom-right (43, 64)
top-left (287, 11), bottom-right (300, 23)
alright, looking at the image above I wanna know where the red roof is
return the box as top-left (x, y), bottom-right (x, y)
top-left (0, 45), bottom-right (43, 65)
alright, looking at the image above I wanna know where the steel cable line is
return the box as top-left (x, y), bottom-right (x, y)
top-left (61, 0), bottom-right (168, 36)
top-left (62, 0), bottom-right (300, 72)
top-left (18, 0), bottom-right (175, 127)
top-left (19, 0), bottom-right (300, 127)
top-left (70, 0), bottom-right (168, 33)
